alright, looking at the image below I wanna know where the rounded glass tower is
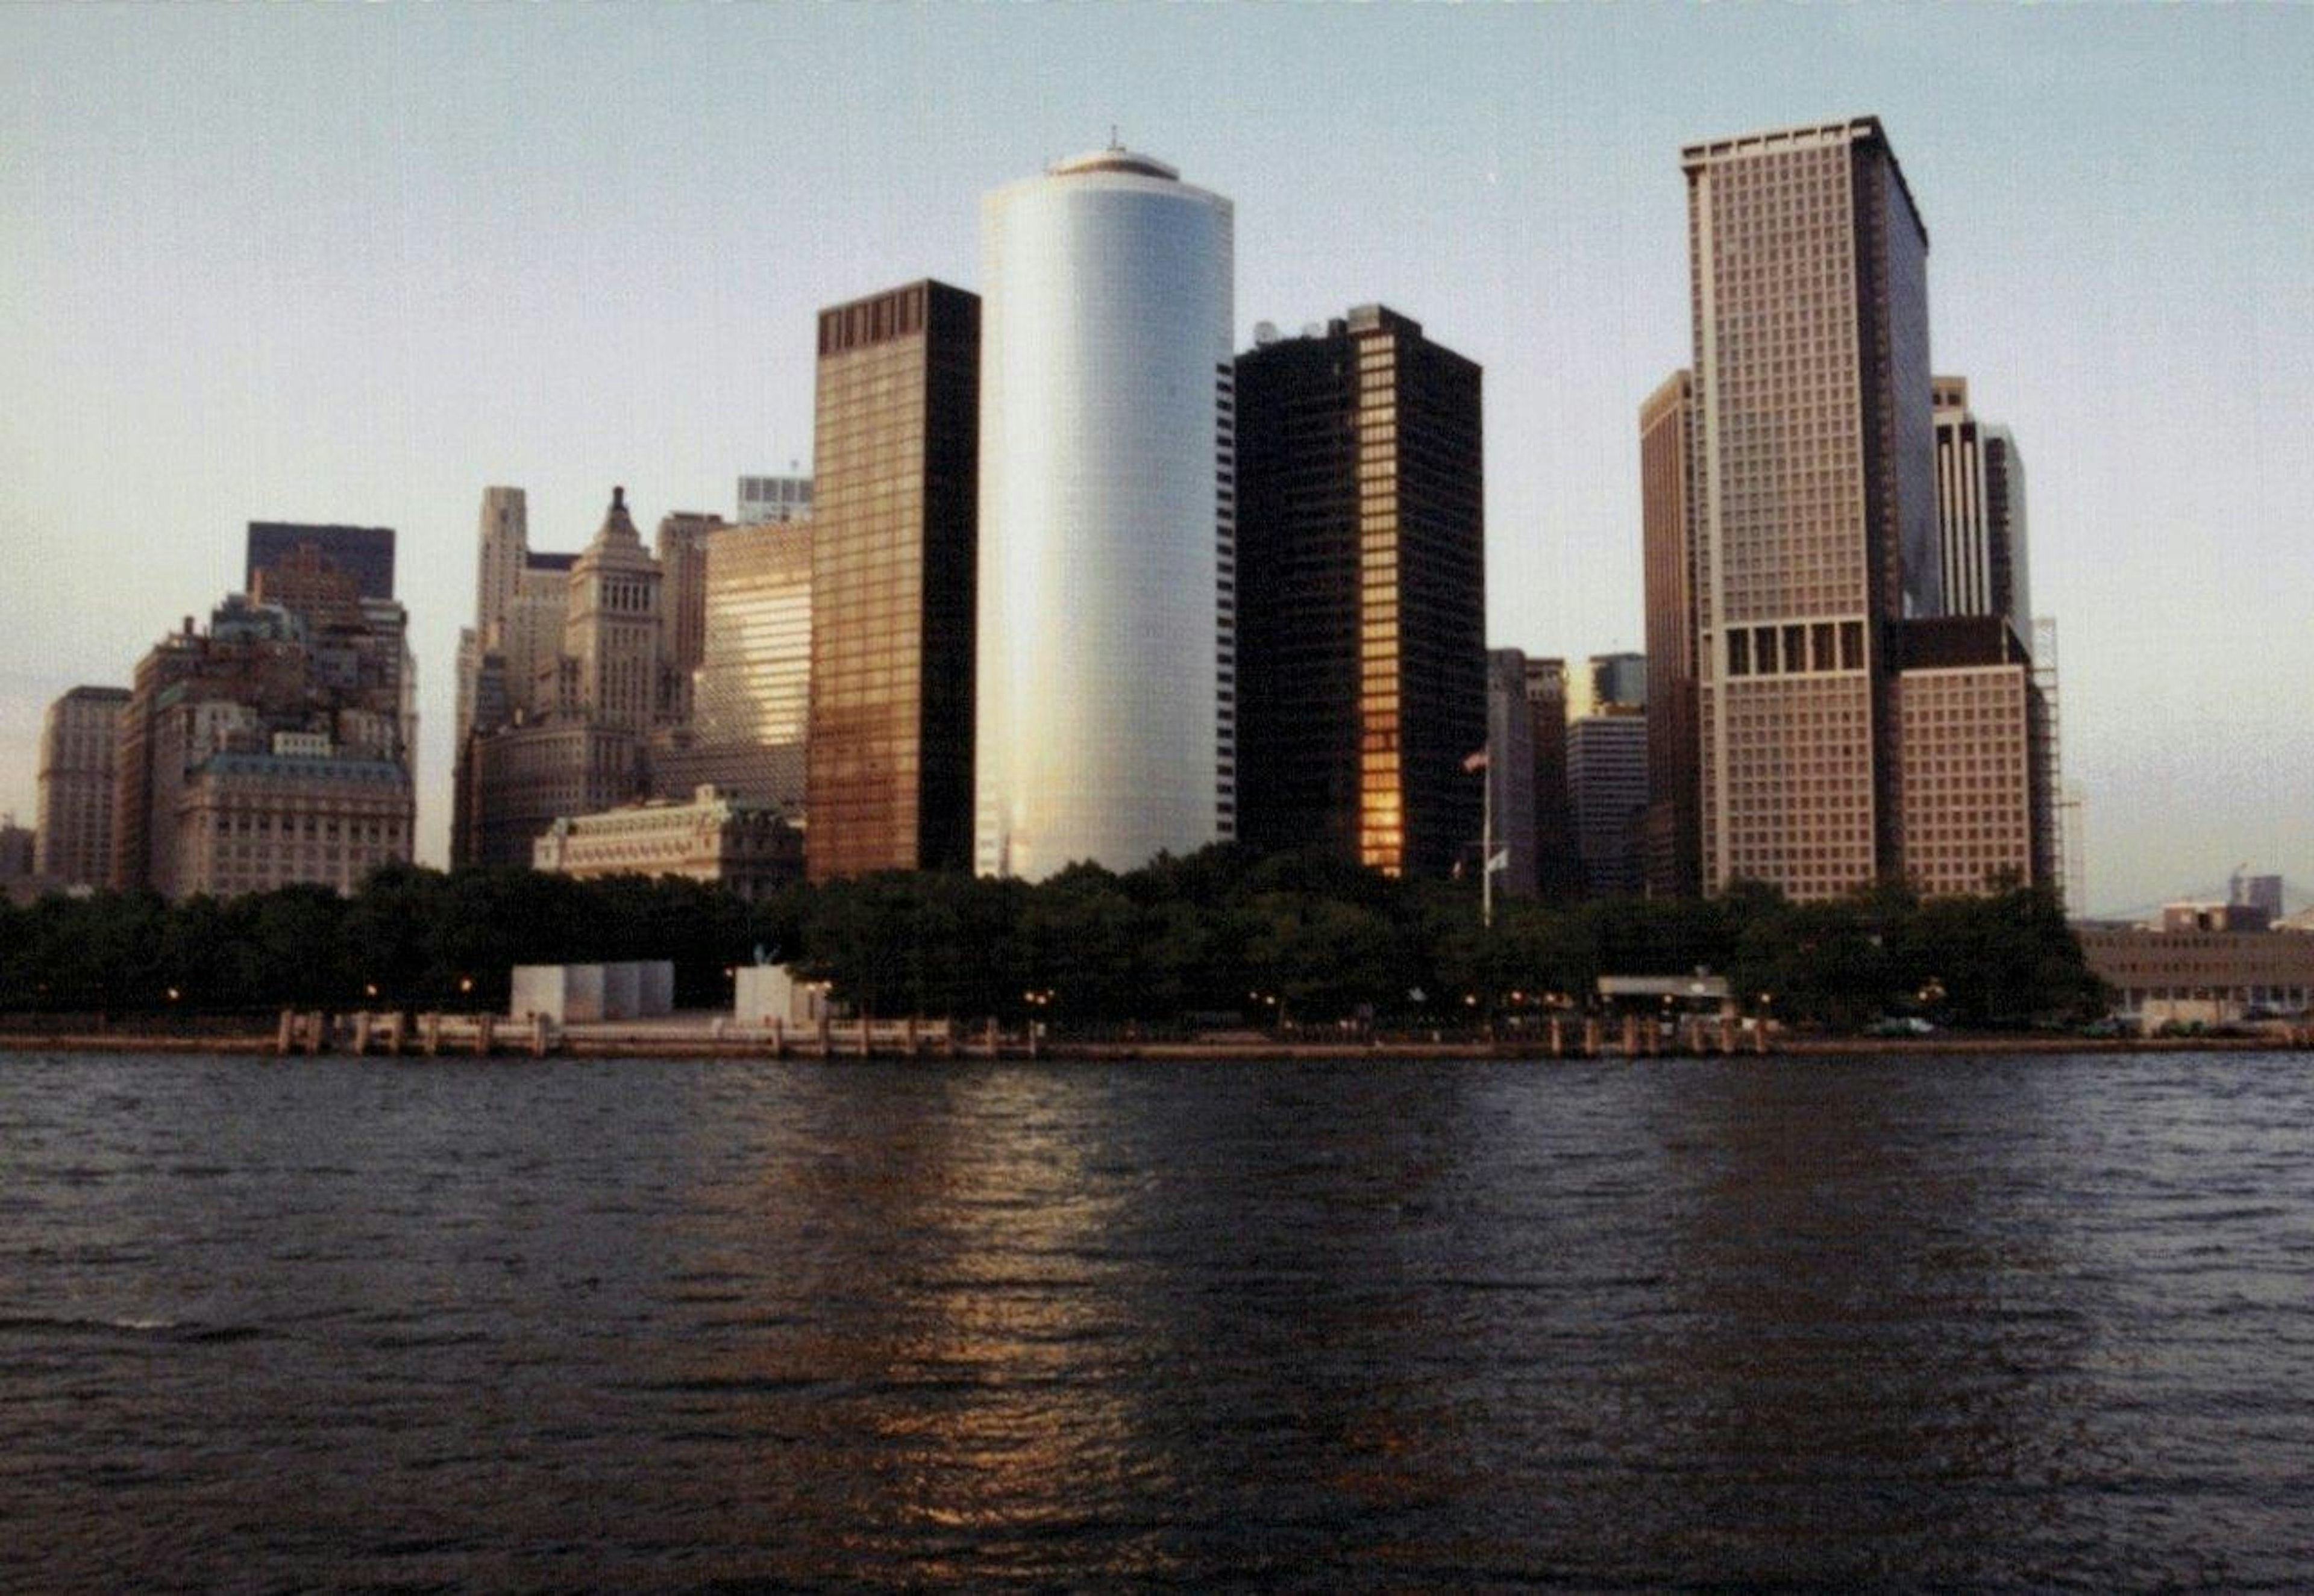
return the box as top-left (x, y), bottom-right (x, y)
top-left (974, 148), bottom-right (1236, 880)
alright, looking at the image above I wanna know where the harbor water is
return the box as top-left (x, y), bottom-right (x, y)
top-left (3, 1050), bottom-right (2310, 1588)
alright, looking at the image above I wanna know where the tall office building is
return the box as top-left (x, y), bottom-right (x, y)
top-left (1931, 376), bottom-right (2032, 642)
top-left (1685, 117), bottom-right (1937, 900)
top-left (1569, 710), bottom-right (1649, 898)
top-left (1639, 371), bottom-right (1703, 898)
top-left (1235, 305), bottom-right (1486, 878)
top-left (564, 487), bottom-right (664, 734)
top-left (35, 686), bottom-right (130, 887)
top-left (245, 522), bottom-right (395, 603)
top-left (655, 510), bottom-right (727, 725)
top-left (656, 520), bottom-right (812, 813)
top-left (1524, 657), bottom-right (1582, 899)
top-left (976, 146), bottom-right (1235, 880)
top-left (457, 487), bottom-right (669, 868)
top-left (805, 281), bottom-right (980, 881)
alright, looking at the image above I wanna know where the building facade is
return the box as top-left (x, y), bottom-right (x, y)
top-left (1892, 615), bottom-right (2052, 896)
top-left (113, 554), bottom-right (415, 898)
top-left (658, 519), bottom-right (813, 813)
top-left (532, 785), bottom-right (802, 901)
top-left (1686, 117), bottom-right (1937, 900)
top-left (655, 510), bottom-right (728, 724)
top-left (36, 685), bottom-right (130, 887)
top-left (1569, 710), bottom-right (1649, 898)
top-left (1525, 656), bottom-right (1583, 900)
top-left (806, 280), bottom-right (980, 881)
top-left (1235, 306), bottom-right (1486, 878)
top-left (1639, 371), bottom-right (1702, 899)
top-left (466, 720), bottom-right (644, 869)
top-left (976, 146), bottom-right (1235, 880)
top-left (2080, 921), bottom-right (2314, 1031)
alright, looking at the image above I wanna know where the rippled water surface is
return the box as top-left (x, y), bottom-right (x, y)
top-left (4, 1051), bottom-right (2312, 1589)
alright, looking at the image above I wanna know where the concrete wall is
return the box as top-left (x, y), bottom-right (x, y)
top-left (735, 963), bottom-right (828, 1027)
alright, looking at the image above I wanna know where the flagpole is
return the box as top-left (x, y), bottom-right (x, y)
top-left (1482, 739), bottom-right (1493, 930)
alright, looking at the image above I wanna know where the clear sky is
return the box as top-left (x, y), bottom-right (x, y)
top-left (2, 5), bottom-right (2307, 917)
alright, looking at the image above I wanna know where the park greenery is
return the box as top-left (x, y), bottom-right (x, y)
top-left (0, 847), bottom-right (2106, 1031)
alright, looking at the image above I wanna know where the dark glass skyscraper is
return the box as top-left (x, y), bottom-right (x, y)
top-left (804, 280), bottom-right (980, 881)
top-left (245, 522), bottom-right (396, 601)
top-left (1638, 369), bottom-right (1702, 898)
top-left (1235, 305), bottom-right (1484, 878)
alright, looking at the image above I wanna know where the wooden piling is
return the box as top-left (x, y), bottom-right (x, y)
top-left (1549, 1016), bottom-right (1564, 1057)
top-left (474, 1013), bottom-right (494, 1057)
top-left (1581, 1016), bottom-right (1601, 1057)
top-left (275, 1009), bottom-right (296, 1058)
top-left (1620, 1014), bottom-right (1638, 1057)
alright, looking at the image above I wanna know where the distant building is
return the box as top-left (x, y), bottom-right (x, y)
top-left (655, 511), bottom-right (729, 724)
top-left (0, 818), bottom-right (33, 880)
top-left (36, 685), bottom-right (130, 887)
top-left (245, 522), bottom-right (395, 602)
top-left (1524, 657), bottom-right (1582, 899)
top-left (2231, 870), bottom-right (2285, 920)
top-left (1236, 305), bottom-right (1485, 878)
top-left (1484, 650), bottom-right (1539, 898)
top-left (467, 720), bottom-right (644, 869)
top-left (1568, 711), bottom-right (1648, 898)
top-left (112, 552), bottom-right (415, 898)
top-left (459, 487), bottom-right (679, 868)
top-left (2080, 919), bottom-right (2314, 1031)
top-left (532, 785), bottom-right (801, 901)
top-left (1587, 652), bottom-right (1647, 715)
top-left (737, 474), bottom-right (812, 527)
top-left (655, 519), bottom-right (812, 813)
top-left (1931, 376), bottom-right (2032, 645)
top-left (976, 146), bottom-right (1235, 879)
top-left (1639, 370), bottom-right (1701, 900)
top-left (805, 280), bottom-right (980, 881)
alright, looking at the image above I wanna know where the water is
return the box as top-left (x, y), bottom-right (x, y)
top-left (3, 1051), bottom-right (2310, 1589)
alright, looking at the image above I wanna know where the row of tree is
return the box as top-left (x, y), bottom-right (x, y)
top-left (0, 848), bottom-right (2105, 1030)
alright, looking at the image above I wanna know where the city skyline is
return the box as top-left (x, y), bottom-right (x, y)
top-left (4, 8), bottom-right (2310, 914)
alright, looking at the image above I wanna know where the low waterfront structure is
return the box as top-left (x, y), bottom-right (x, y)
top-left (531, 784), bottom-right (801, 900)
top-left (2078, 920), bottom-right (2314, 1031)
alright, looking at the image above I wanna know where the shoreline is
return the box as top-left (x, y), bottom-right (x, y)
top-left (1, 1029), bottom-right (2305, 1061)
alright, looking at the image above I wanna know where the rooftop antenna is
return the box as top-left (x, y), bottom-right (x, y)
top-left (1109, 124), bottom-right (1121, 150)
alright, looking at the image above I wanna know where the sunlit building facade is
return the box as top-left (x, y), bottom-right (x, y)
top-left (1235, 305), bottom-right (1485, 878)
top-left (975, 146), bottom-right (1235, 880)
top-left (655, 520), bottom-right (812, 813)
top-left (806, 280), bottom-right (980, 881)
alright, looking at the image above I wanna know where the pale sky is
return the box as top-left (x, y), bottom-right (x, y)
top-left (2, 5), bottom-right (2308, 917)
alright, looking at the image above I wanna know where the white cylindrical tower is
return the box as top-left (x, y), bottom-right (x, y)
top-left (975, 148), bottom-right (1235, 881)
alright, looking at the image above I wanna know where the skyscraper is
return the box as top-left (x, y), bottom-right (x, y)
top-left (1569, 710), bottom-right (1649, 899)
top-left (806, 280), bottom-right (980, 881)
top-left (1524, 657), bottom-right (1582, 900)
top-left (1638, 370), bottom-right (1702, 898)
top-left (1685, 117), bottom-right (1936, 900)
top-left (655, 510), bottom-right (728, 725)
top-left (975, 146), bottom-right (1234, 880)
top-left (1235, 306), bottom-right (1485, 878)
top-left (564, 487), bottom-right (664, 734)
top-left (35, 685), bottom-right (130, 888)
top-left (1931, 375), bottom-right (2032, 645)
